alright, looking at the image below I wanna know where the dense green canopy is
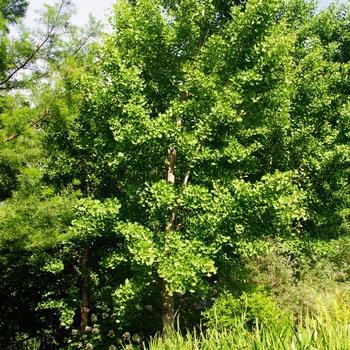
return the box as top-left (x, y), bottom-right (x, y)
top-left (1, 0), bottom-right (350, 348)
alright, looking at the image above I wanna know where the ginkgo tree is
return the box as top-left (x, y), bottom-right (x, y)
top-left (48, 0), bottom-right (312, 335)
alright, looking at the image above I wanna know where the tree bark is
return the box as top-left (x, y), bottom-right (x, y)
top-left (167, 146), bottom-right (176, 184)
top-left (161, 143), bottom-right (177, 336)
top-left (162, 279), bottom-right (175, 337)
top-left (80, 246), bottom-right (89, 336)
top-left (161, 89), bottom-right (192, 336)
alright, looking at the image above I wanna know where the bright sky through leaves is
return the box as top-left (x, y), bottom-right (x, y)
top-left (24, 0), bottom-right (348, 30)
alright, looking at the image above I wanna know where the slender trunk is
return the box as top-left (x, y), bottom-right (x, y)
top-left (80, 154), bottom-right (91, 336)
top-left (162, 90), bottom-right (193, 336)
top-left (167, 147), bottom-right (176, 184)
top-left (80, 246), bottom-right (89, 336)
top-left (162, 280), bottom-right (175, 337)
top-left (161, 145), bottom-right (177, 336)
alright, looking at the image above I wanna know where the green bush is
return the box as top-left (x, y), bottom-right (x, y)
top-left (241, 238), bottom-right (350, 323)
top-left (204, 287), bottom-right (292, 331)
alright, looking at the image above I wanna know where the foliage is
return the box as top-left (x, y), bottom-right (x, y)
top-left (2, 0), bottom-right (350, 346)
top-left (0, 0), bottom-right (101, 201)
top-left (0, 0), bottom-right (28, 26)
top-left (0, 1), bottom-right (102, 345)
top-left (146, 314), bottom-right (350, 350)
top-left (204, 288), bottom-right (292, 332)
top-left (33, 0), bottom-right (350, 342)
top-left (0, 185), bottom-right (77, 347)
top-left (240, 237), bottom-right (350, 324)
top-left (47, 1), bottom-right (309, 328)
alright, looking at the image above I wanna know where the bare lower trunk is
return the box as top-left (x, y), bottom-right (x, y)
top-left (162, 93), bottom-right (190, 336)
top-left (80, 247), bottom-right (89, 336)
top-left (160, 146), bottom-right (178, 336)
top-left (162, 280), bottom-right (175, 337)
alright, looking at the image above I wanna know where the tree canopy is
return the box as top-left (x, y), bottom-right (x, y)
top-left (1, 0), bottom-right (350, 348)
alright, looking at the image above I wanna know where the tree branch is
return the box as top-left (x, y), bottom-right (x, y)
top-left (0, 0), bottom-right (67, 88)
top-left (167, 142), bottom-right (202, 231)
top-left (3, 110), bottom-right (50, 143)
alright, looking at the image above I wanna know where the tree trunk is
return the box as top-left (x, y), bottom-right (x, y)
top-left (80, 246), bottom-right (89, 336)
top-left (161, 91), bottom-right (190, 336)
top-left (162, 279), bottom-right (175, 337)
top-left (160, 145), bottom-right (177, 336)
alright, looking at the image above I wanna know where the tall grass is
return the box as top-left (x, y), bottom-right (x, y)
top-left (140, 314), bottom-right (350, 350)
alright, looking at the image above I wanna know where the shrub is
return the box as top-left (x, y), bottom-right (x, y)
top-left (203, 287), bottom-right (292, 331)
